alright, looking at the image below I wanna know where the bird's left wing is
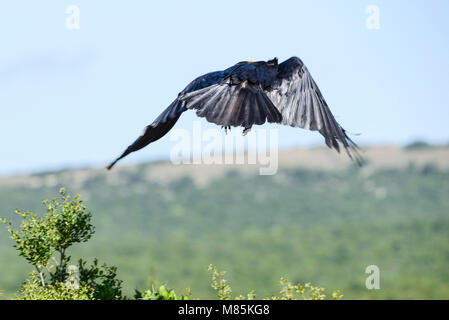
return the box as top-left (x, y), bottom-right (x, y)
top-left (107, 71), bottom-right (225, 170)
top-left (106, 100), bottom-right (184, 170)
top-left (267, 57), bottom-right (362, 164)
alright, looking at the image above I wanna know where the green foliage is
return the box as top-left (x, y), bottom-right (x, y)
top-left (1, 163), bottom-right (449, 299)
top-left (1, 187), bottom-right (343, 300)
top-left (133, 265), bottom-right (342, 301)
top-left (2, 210), bottom-right (54, 279)
top-left (273, 278), bottom-right (342, 300)
top-left (77, 258), bottom-right (123, 300)
top-left (1, 188), bottom-right (122, 300)
top-left (135, 285), bottom-right (191, 300)
top-left (208, 264), bottom-right (232, 300)
top-left (1, 188), bottom-right (95, 286)
top-left (17, 271), bottom-right (94, 300)
top-left (208, 265), bottom-right (341, 300)
top-left (41, 187), bottom-right (95, 249)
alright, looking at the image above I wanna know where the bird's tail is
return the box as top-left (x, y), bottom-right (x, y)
top-left (179, 79), bottom-right (282, 127)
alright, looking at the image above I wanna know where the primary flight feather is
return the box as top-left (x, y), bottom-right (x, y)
top-left (107, 57), bottom-right (362, 170)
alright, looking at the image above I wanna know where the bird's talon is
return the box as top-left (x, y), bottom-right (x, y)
top-left (222, 126), bottom-right (231, 134)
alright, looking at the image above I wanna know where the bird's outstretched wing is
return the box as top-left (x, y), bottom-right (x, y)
top-left (267, 57), bottom-right (363, 164)
top-left (179, 78), bottom-right (282, 128)
top-left (107, 71), bottom-right (226, 170)
top-left (106, 100), bottom-right (185, 170)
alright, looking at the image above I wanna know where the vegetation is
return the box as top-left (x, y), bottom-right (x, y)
top-left (1, 188), bottom-right (122, 300)
top-left (0, 160), bottom-right (448, 299)
top-left (404, 141), bottom-right (434, 150)
top-left (206, 264), bottom-right (342, 300)
top-left (1, 188), bottom-right (339, 300)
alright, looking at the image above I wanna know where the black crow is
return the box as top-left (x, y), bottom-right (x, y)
top-left (107, 57), bottom-right (362, 170)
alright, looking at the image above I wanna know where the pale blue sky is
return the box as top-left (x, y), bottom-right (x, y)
top-left (1, 1), bottom-right (448, 175)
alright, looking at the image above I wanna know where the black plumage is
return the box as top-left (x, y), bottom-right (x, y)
top-left (107, 57), bottom-right (361, 170)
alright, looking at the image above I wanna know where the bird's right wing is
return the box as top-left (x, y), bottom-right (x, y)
top-left (268, 57), bottom-right (362, 164)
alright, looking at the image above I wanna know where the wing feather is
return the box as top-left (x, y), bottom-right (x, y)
top-left (268, 57), bottom-right (362, 164)
top-left (180, 79), bottom-right (282, 128)
top-left (107, 70), bottom-right (228, 169)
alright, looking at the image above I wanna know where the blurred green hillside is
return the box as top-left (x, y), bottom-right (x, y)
top-left (1, 146), bottom-right (448, 299)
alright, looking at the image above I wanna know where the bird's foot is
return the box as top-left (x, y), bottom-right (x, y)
top-left (221, 126), bottom-right (231, 134)
top-left (242, 127), bottom-right (252, 136)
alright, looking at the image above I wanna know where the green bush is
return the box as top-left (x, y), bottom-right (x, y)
top-left (17, 272), bottom-right (94, 300)
top-left (134, 265), bottom-right (341, 300)
top-left (135, 285), bottom-right (191, 300)
top-left (207, 264), bottom-right (342, 300)
top-left (1, 188), bottom-right (123, 300)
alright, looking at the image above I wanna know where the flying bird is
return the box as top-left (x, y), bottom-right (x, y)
top-left (107, 57), bottom-right (362, 170)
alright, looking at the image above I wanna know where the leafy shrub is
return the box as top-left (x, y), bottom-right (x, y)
top-left (207, 264), bottom-right (342, 300)
top-left (133, 265), bottom-right (342, 300)
top-left (17, 271), bottom-right (94, 300)
top-left (1, 188), bottom-right (123, 300)
top-left (77, 258), bottom-right (123, 300)
top-left (135, 285), bottom-right (191, 300)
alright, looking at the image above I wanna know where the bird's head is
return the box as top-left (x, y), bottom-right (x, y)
top-left (244, 58), bottom-right (278, 66)
top-left (267, 57), bottom-right (278, 66)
